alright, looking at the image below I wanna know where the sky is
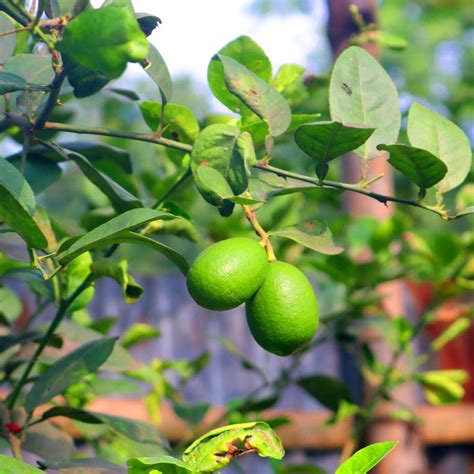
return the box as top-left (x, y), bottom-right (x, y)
top-left (90, 0), bottom-right (329, 90)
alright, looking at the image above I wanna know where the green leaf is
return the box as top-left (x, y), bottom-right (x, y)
top-left (57, 208), bottom-right (176, 265)
top-left (38, 458), bottom-right (125, 474)
top-left (269, 220), bottom-right (343, 255)
top-left (34, 140), bottom-right (137, 194)
top-left (121, 323), bottom-right (160, 348)
top-left (141, 43), bottom-right (172, 103)
top-left (219, 55), bottom-right (291, 136)
top-left (335, 441), bottom-right (397, 474)
top-left (0, 71), bottom-right (49, 95)
top-left (92, 412), bottom-right (169, 446)
top-left (0, 454), bottom-right (44, 473)
top-left (105, 231), bottom-right (189, 275)
top-left (329, 46), bottom-right (401, 160)
top-left (194, 166), bottom-right (234, 209)
top-left (0, 13), bottom-right (16, 63)
top-left (58, 0), bottom-right (149, 79)
top-left (208, 35), bottom-right (272, 112)
top-left (64, 252), bottom-right (95, 312)
top-left (0, 158), bottom-right (48, 249)
top-left (295, 121), bottom-right (375, 180)
top-left (23, 421), bottom-right (74, 461)
top-left (191, 124), bottom-right (253, 197)
top-left (53, 320), bottom-right (136, 372)
top-left (66, 149), bottom-right (143, 212)
top-left (272, 63), bottom-right (305, 92)
top-left (297, 375), bottom-right (353, 412)
top-left (183, 422), bottom-right (284, 472)
top-left (4, 54), bottom-right (54, 85)
top-left (376, 32), bottom-right (408, 50)
top-left (0, 286), bottom-right (22, 323)
top-left (140, 102), bottom-right (199, 143)
top-left (414, 370), bottom-right (468, 405)
top-left (25, 337), bottom-right (116, 412)
top-left (7, 153), bottom-right (62, 194)
top-left (127, 455), bottom-right (192, 474)
top-left (62, 52), bottom-right (111, 98)
top-left (136, 12), bottom-right (161, 36)
top-left (378, 144), bottom-right (448, 196)
top-left (432, 318), bottom-right (471, 351)
top-left (34, 406), bottom-right (104, 425)
top-left (173, 401), bottom-right (209, 425)
top-left (92, 259), bottom-right (144, 303)
top-left (407, 102), bottom-right (472, 193)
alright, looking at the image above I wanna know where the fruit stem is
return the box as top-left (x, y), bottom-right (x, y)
top-left (242, 205), bottom-right (276, 261)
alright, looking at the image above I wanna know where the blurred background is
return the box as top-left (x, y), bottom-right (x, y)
top-left (1, 0), bottom-right (473, 473)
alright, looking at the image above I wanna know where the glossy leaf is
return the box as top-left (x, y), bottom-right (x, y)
top-left (142, 43), bottom-right (172, 103)
top-left (329, 46), bottom-right (401, 159)
top-left (105, 231), bottom-right (189, 275)
top-left (0, 71), bottom-right (49, 95)
top-left (127, 455), bottom-right (192, 474)
top-left (0, 158), bottom-right (48, 249)
top-left (92, 259), bottom-right (144, 303)
top-left (269, 221), bottom-right (343, 255)
top-left (183, 422), bottom-right (284, 472)
top-left (297, 375), bottom-right (353, 412)
top-left (193, 165), bottom-right (234, 211)
top-left (378, 144), bottom-right (447, 196)
top-left (407, 102), bottom-right (472, 192)
top-left (272, 63), bottom-right (305, 92)
top-left (219, 55), bottom-right (291, 136)
top-left (335, 441), bottom-right (397, 474)
top-left (62, 52), bottom-right (110, 98)
top-left (58, 0), bottom-right (149, 79)
top-left (57, 208), bottom-right (176, 265)
top-left (191, 124), bottom-right (253, 197)
top-left (25, 337), bottom-right (116, 412)
top-left (208, 35), bottom-right (272, 112)
top-left (0, 454), bottom-right (44, 473)
top-left (295, 121), bottom-right (375, 180)
top-left (140, 102), bottom-right (199, 143)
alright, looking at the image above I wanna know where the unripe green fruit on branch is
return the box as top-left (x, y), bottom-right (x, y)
top-left (246, 261), bottom-right (319, 356)
top-left (186, 238), bottom-right (269, 311)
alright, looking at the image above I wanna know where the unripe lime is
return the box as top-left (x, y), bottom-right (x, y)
top-left (187, 238), bottom-right (269, 311)
top-left (245, 261), bottom-right (318, 356)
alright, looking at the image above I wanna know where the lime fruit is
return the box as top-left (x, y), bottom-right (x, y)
top-left (245, 261), bottom-right (318, 356)
top-left (187, 237), bottom-right (269, 311)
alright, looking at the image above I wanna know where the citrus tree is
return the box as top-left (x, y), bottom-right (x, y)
top-left (0, 0), bottom-right (472, 473)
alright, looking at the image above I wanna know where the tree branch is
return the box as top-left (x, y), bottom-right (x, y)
top-left (255, 163), bottom-right (450, 220)
top-left (42, 121), bottom-right (193, 153)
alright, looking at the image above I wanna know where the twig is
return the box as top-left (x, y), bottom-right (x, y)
top-left (242, 205), bottom-right (276, 261)
top-left (34, 70), bottom-right (66, 130)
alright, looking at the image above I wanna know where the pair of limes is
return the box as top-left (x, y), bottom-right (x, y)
top-left (186, 238), bottom-right (319, 356)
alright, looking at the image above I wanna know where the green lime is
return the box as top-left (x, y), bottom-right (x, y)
top-left (186, 237), bottom-right (269, 311)
top-left (245, 261), bottom-right (319, 356)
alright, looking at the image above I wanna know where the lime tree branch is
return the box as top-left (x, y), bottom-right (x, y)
top-left (255, 163), bottom-right (451, 220)
top-left (242, 205), bottom-right (276, 261)
top-left (7, 274), bottom-right (95, 410)
top-left (42, 121), bottom-right (193, 153)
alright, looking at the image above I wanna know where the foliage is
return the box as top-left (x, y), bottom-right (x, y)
top-left (0, 1), bottom-right (472, 473)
